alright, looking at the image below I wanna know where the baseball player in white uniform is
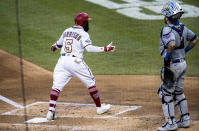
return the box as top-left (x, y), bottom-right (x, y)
top-left (158, 1), bottom-right (199, 131)
top-left (47, 12), bottom-right (115, 120)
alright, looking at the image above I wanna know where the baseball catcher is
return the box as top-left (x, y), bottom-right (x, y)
top-left (157, 1), bottom-right (199, 131)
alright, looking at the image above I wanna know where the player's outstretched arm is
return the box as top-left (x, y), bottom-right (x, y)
top-left (51, 43), bottom-right (62, 52)
top-left (51, 31), bottom-right (65, 52)
top-left (85, 42), bottom-right (115, 53)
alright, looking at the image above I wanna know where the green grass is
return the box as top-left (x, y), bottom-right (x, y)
top-left (109, 0), bottom-right (127, 4)
top-left (0, 0), bottom-right (199, 76)
top-left (140, 7), bottom-right (160, 15)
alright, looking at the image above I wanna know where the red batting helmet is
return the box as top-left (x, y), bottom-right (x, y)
top-left (74, 12), bottom-right (92, 26)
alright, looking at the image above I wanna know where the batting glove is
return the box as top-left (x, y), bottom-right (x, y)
top-left (51, 44), bottom-right (58, 52)
top-left (104, 42), bottom-right (115, 52)
top-left (51, 43), bottom-right (63, 52)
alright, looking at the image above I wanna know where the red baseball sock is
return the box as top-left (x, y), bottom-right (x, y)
top-left (88, 86), bottom-right (101, 107)
top-left (49, 88), bottom-right (60, 112)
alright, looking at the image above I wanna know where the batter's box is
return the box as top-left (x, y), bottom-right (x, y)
top-left (3, 102), bottom-right (141, 119)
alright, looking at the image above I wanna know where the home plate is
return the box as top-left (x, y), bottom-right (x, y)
top-left (26, 118), bottom-right (53, 123)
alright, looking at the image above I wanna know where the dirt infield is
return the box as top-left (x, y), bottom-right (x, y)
top-left (0, 49), bottom-right (199, 131)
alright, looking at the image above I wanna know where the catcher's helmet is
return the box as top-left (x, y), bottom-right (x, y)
top-left (161, 1), bottom-right (184, 18)
top-left (74, 12), bottom-right (92, 26)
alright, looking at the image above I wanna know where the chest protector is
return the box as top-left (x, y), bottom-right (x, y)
top-left (162, 24), bottom-right (185, 50)
top-left (171, 24), bottom-right (184, 50)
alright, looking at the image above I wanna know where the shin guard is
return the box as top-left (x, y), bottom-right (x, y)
top-left (175, 90), bottom-right (190, 121)
top-left (158, 86), bottom-right (176, 124)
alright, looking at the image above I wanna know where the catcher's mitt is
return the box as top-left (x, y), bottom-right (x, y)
top-left (160, 66), bottom-right (176, 88)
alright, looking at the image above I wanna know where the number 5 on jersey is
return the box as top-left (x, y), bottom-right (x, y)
top-left (65, 39), bottom-right (73, 53)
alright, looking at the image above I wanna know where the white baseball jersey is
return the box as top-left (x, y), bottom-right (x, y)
top-left (52, 25), bottom-right (104, 91)
top-left (56, 25), bottom-right (104, 58)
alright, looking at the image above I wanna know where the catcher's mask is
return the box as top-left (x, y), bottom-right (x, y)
top-left (161, 1), bottom-right (184, 25)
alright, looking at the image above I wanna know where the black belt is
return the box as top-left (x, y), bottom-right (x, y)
top-left (61, 53), bottom-right (76, 57)
top-left (172, 58), bottom-right (185, 63)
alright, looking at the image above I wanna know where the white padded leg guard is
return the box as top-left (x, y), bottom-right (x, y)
top-left (175, 90), bottom-right (190, 121)
top-left (158, 85), bottom-right (176, 124)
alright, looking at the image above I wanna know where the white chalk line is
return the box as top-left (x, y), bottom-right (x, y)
top-left (0, 123), bottom-right (104, 131)
top-left (5, 113), bottom-right (162, 120)
top-left (2, 101), bottom-right (45, 115)
top-left (2, 101), bottom-right (142, 119)
top-left (0, 95), bottom-right (24, 109)
top-left (1, 120), bottom-right (199, 131)
top-left (0, 95), bottom-right (142, 120)
top-left (110, 106), bottom-right (141, 117)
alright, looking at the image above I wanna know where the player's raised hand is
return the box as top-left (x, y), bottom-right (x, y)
top-left (104, 42), bottom-right (115, 52)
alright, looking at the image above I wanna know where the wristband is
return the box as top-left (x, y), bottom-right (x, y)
top-left (104, 46), bottom-right (108, 52)
top-left (164, 52), bottom-right (171, 60)
top-left (184, 45), bottom-right (191, 53)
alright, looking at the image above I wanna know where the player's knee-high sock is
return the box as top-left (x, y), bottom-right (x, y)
top-left (88, 86), bottom-right (101, 107)
top-left (49, 88), bottom-right (60, 112)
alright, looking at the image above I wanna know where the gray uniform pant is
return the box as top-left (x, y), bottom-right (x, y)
top-left (158, 60), bottom-right (190, 123)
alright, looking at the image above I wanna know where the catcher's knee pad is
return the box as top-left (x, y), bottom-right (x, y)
top-left (158, 84), bottom-right (174, 104)
top-left (174, 90), bottom-right (189, 119)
